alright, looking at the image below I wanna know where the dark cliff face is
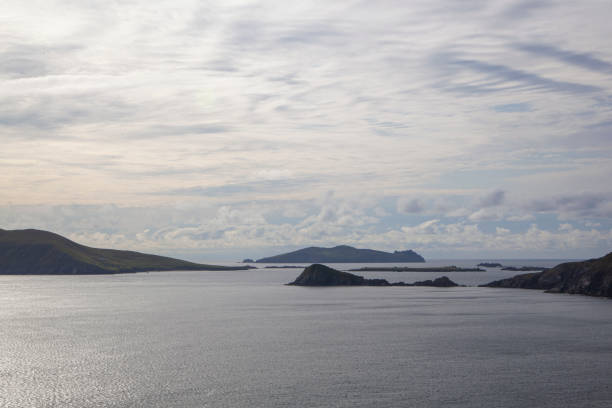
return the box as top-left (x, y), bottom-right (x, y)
top-left (288, 264), bottom-right (459, 287)
top-left (258, 245), bottom-right (425, 263)
top-left (482, 252), bottom-right (612, 297)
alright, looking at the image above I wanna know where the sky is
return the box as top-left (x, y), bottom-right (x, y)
top-left (2, 0), bottom-right (612, 261)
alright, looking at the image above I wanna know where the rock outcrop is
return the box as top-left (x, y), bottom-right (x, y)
top-left (287, 264), bottom-right (388, 286)
top-left (287, 264), bottom-right (459, 287)
top-left (412, 276), bottom-right (459, 287)
top-left (481, 252), bottom-right (612, 297)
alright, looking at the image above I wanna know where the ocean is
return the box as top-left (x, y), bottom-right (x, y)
top-left (1, 260), bottom-right (611, 407)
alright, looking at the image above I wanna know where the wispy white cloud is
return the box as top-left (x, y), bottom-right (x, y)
top-left (1, 197), bottom-right (611, 260)
top-left (1, 0), bottom-right (611, 257)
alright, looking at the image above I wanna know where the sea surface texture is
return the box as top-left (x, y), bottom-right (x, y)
top-left (1, 260), bottom-right (611, 407)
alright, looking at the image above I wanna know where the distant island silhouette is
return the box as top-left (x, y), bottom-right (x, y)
top-left (477, 262), bottom-right (547, 271)
top-left (0, 229), bottom-right (252, 274)
top-left (256, 245), bottom-right (425, 263)
top-left (477, 262), bottom-right (503, 268)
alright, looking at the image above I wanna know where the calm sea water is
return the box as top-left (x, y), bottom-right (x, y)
top-left (1, 260), bottom-right (611, 408)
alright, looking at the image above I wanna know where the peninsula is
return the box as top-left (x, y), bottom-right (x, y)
top-left (481, 252), bottom-right (612, 298)
top-left (0, 229), bottom-right (252, 274)
top-left (257, 245), bottom-right (425, 263)
top-left (287, 264), bottom-right (459, 287)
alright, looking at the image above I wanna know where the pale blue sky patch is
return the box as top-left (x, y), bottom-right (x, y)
top-left (493, 102), bottom-right (532, 112)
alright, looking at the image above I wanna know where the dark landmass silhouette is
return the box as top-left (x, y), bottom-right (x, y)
top-left (481, 252), bottom-right (612, 297)
top-left (349, 266), bottom-right (483, 272)
top-left (257, 245), bottom-right (425, 263)
top-left (264, 265), bottom-right (305, 269)
top-left (501, 266), bottom-right (549, 272)
top-left (0, 229), bottom-right (252, 274)
top-left (287, 264), bottom-right (459, 287)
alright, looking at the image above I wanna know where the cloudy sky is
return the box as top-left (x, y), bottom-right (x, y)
top-left (2, 0), bottom-right (612, 261)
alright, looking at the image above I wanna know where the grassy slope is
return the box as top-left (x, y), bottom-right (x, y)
top-left (0, 229), bottom-right (247, 274)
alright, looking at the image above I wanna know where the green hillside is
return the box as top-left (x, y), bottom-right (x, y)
top-left (0, 229), bottom-right (250, 274)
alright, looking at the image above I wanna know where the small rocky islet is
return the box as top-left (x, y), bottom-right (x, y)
top-left (500, 266), bottom-right (549, 272)
top-left (477, 262), bottom-right (503, 268)
top-left (477, 262), bottom-right (547, 271)
top-left (349, 266), bottom-right (483, 272)
top-left (287, 264), bottom-right (460, 287)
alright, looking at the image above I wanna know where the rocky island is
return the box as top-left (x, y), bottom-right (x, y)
top-left (257, 245), bottom-right (425, 263)
top-left (0, 229), bottom-right (253, 274)
top-left (501, 266), bottom-right (549, 272)
top-left (476, 263), bottom-right (547, 270)
top-left (348, 266), bottom-right (483, 272)
top-left (287, 264), bottom-right (459, 287)
top-left (264, 265), bottom-right (305, 269)
top-left (481, 252), bottom-right (612, 298)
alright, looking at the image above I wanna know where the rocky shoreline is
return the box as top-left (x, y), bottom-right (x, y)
top-left (481, 252), bottom-right (612, 298)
